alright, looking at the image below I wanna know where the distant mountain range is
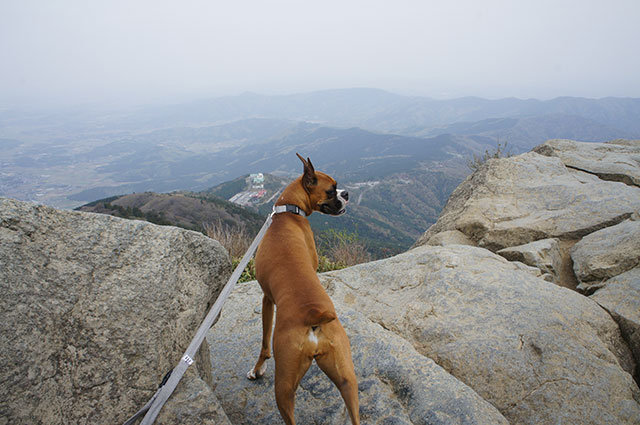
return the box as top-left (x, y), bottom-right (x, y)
top-left (58, 121), bottom-right (474, 204)
top-left (1, 88), bottom-right (639, 229)
top-left (91, 88), bottom-right (640, 136)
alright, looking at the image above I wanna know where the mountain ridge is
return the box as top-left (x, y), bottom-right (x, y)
top-left (2, 88), bottom-right (639, 209)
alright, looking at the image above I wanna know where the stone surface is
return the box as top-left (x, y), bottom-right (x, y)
top-left (571, 218), bottom-right (640, 289)
top-left (591, 267), bottom-right (640, 383)
top-left (534, 139), bottom-right (640, 186)
top-left (207, 281), bottom-right (509, 425)
top-left (0, 197), bottom-right (232, 425)
top-left (497, 238), bottom-right (562, 278)
top-left (158, 367), bottom-right (232, 425)
top-left (415, 148), bottom-right (640, 251)
top-left (422, 229), bottom-right (477, 247)
top-left (320, 245), bottom-right (640, 425)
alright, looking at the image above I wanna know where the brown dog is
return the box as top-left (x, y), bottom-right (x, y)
top-left (247, 154), bottom-right (360, 425)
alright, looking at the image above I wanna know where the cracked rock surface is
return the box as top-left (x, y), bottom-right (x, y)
top-left (320, 245), bottom-right (639, 425)
top-left (533, 138), bottom-right (640, 186)
top-left (497, 238), bottom-right (561, 281)
top-left (415, 140), bottom-right (640, 252)
top-left (591, 267), bottom-right (640, 384)
top-left (406, 139), bottom-right (640, 423)
top-left (571, 217), bottom-right (640, 290)
top-left (208, 281), bottom-right (508, 425)
top-left (0, 197), bottom-right (232, 425)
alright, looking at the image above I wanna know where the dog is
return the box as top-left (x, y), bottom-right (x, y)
top-left (247, 154), bottom-right (360, 425)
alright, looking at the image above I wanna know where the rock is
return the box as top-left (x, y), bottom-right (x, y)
top-left (591, 267), bottom-right (640, 383)
top-left (497, 238), bottom-right (562, 279)
top-left (0, 197), bottom-right (232, 425)
top-left (415, 147), bottom-right (640, 251)
top-left (422, 229), bottom-right (477, 247)
top-left (158, 367), bottom-right (232, 425)
top-left (207, 281), bottom-right (509, 425)
top-left (571, 218), bottom-right (640, 290)
top-left (534, 139), bottom-right (640, 186)
top-left (320, 244), bottom-right (640, 425)
top-left (510, 260), bottom-right (555, 282)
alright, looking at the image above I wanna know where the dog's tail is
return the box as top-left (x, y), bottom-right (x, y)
top-left (303, 305), bottom-right (337, 327)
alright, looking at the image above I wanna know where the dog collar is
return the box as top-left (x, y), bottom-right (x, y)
top-left (272, 204), bottom-right (307, 217)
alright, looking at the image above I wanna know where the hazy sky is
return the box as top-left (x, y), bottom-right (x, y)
top-left (1, 0), bottom-right (639, 108)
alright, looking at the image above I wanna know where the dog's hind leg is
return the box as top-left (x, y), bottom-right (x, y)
top-left (247, 295), bottom-right (275, 380)
top-left (273, 340), bottom-right (313, 425)
top-left (315, 323), bottom-right (360, 425)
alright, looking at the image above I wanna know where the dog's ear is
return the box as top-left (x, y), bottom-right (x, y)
top-left (297, 153), bottom-right (317, 192)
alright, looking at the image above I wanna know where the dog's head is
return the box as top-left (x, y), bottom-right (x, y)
top-left (297, 153), bottom-right (348, 216)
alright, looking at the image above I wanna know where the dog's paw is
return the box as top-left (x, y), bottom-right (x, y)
top-left (247, 363), bottom-right (267, 380)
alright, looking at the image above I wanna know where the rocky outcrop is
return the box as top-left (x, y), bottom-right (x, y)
top-left (533, 138), bottom-right (640, 186)
top-left (591, 268), bottom-right (640, 383)
top-left (415, 140), bottom-right (640, 288)
top-left (571, 217), bottom-right (640, 290)
top-left (415, 143), bottom-right (640, 253)
top-left (404, 139), bottom-right (640, 423)
top-left (319, 245), bottom-right (639, 425)
top-left (208, 281), bottom-right (509, 425)
top-left (0, 197), bottom-right (232, 425)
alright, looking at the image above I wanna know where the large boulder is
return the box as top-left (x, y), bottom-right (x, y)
top-left (591, 267), bottom-right (640, 383)
top-left (407, 139), bottom-right (640, 423)
top-left (571, 217), bottom-right (640, 290)
top-left (415, 141), bottom-right (640, 252)
top-left (533, 138), bottom-right (640, 186)
top-left (0, 197), bottom-right (232, 425)
top-left (320, 245), bottom-right (640, 425)
top-left (207, 281), bottom-right (509, 425)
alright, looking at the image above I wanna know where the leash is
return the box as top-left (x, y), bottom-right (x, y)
top-left (123, 203), bottom-right (304, 425)
top-left (124, 211), bottom-right (274, 425)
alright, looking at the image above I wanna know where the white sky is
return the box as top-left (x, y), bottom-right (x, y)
top-left (1, 0), bottom-right (639, 108)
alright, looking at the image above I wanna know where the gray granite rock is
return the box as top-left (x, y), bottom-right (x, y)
top-left (571, 218), bottom-right (640, 290)
top-left (497, 238), bottom-right (562, 279)
top-left (0, 197), bottom-right (232, 425)
top-left (415, 147), bottom-right (640, 251)
top-left (320, 245), bottom-right (640, 425)
top-left (207, 281), bottom-right (509, 425)
top-left (534, 139), bottom-right (640, 186)
top-left (422, 229), bottom-right (477, 247)
top-left (591, 267), bottom-right (640, 383)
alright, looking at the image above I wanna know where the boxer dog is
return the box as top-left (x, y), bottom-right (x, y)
top-left (247, 154), bottom-right (360, 425)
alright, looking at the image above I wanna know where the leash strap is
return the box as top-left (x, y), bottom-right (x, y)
top-left (124, 212), bottom-right (274, 425)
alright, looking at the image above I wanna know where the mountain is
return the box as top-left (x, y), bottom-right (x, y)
top-left (2, 89), bottom-right (639, 209)
top-left (76, 191), bottom-right (265, 235)
top-left (95, 89), bottom-right (640, 135)
top-left (414, 113), bottom-right (632, 150)
top-left (61, 122), bottom-right (475, 206)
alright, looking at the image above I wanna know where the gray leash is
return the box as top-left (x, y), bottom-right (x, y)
top-left (123, 212), bottom-right (274, 425)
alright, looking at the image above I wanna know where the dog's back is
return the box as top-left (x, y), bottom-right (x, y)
top-left (246, 155), bottom-right (360, 425)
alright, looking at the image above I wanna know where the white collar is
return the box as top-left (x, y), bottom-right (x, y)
top-left (272, 204), bottom-right (307, 217)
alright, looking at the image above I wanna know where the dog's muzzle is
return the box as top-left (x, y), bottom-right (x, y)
top-left (321, 190), bottom-right (349, 216)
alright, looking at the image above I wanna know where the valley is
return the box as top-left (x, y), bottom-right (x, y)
top-left (3, 88), bottom-right (640, 254)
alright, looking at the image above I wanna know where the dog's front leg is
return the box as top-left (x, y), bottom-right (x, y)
top-left (247, 295), bottom-right (274, 379)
